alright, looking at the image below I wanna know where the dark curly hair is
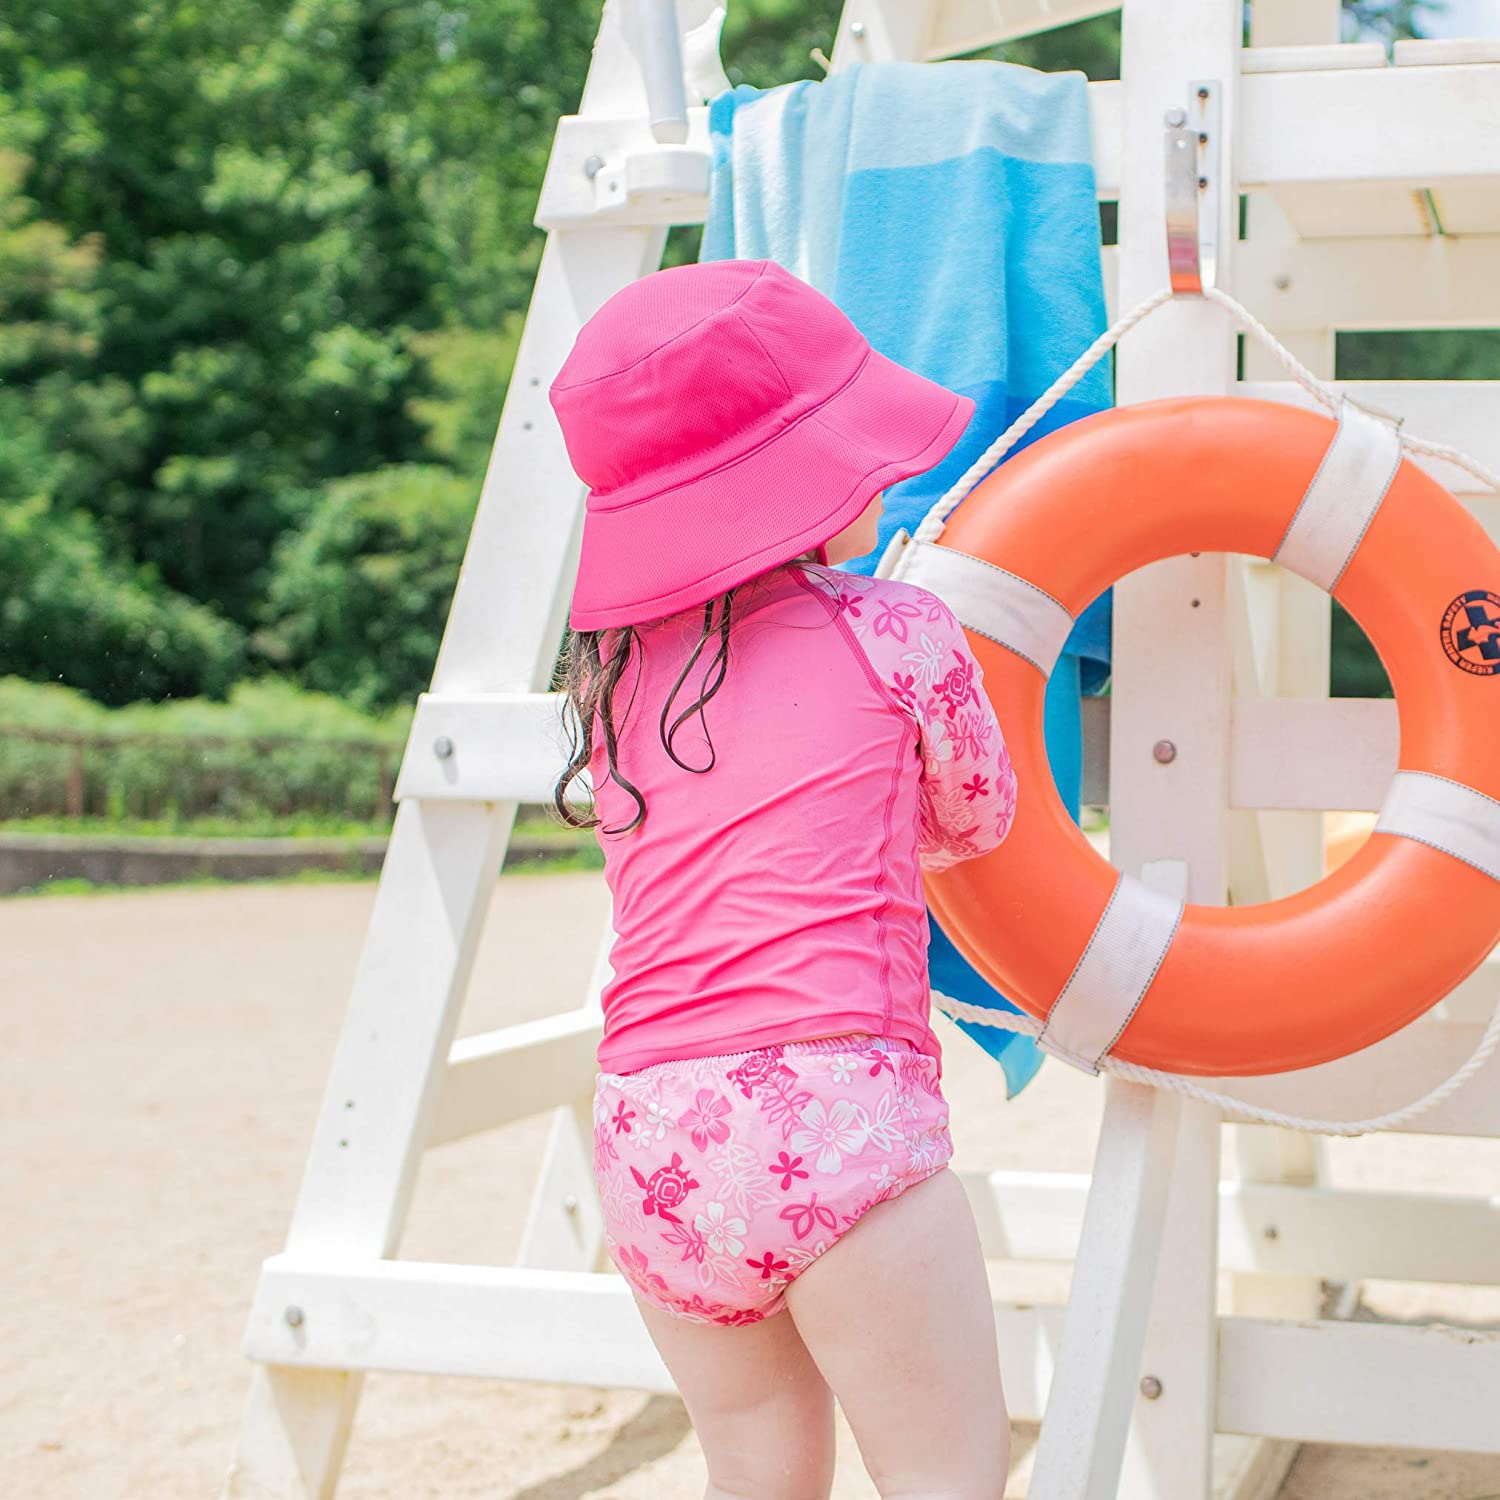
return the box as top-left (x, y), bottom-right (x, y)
top-left (553, 586), bottom-right (740, 837)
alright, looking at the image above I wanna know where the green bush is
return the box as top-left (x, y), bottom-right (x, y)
top-left (0, 676), bottom-right (407, 823)
top-left (0, 496), bottom-right (247, 704)
top-left (257, 464), bottom-right (478, 709)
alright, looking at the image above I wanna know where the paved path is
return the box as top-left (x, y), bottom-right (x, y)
top-left (3, 875), bottom-right (1498, 1497)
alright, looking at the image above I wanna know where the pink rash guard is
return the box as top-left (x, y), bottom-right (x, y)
top-left (587, 560), bottom-right (1017, 1076)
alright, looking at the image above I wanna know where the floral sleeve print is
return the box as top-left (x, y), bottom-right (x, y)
top-left (817, 567), bottom-right (1019, 872)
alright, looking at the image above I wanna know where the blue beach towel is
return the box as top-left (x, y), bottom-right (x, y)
top-left (703, 59), bottom-right (1112, 1098)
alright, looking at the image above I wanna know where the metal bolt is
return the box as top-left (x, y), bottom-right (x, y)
top-left (1273, 273), bottom-right (1292, 291)
top-left (850, 20), bottom-right (866, 37)
top-left (1197, 86), bottom-right (1210, 100)
top-left (1164, 107), bottom-right (1186, 128)
top-left (285, 1306), bottom-right (305, 1329)
top-left (1264, 1224), bottom-right (1280, 1241)
top-left (1153, 740), bottom-right (1178, 765)
top-left (1140, 1375), bottom-right (1163, 1400)
top-left (1198, 131), bottom-right (1209, 145)
top-left (1198, 175), bottom-right (1209, 190)
top-left (433, 736), bottom-right (455, 760)
top-left (522, 420), bottom-right (533, 430)
top-left (582, 154), bottom-right (605, 179)
top-left (563, 1195), bottom-right (580, 1215)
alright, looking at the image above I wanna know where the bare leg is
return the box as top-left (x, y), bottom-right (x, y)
top-left (787, 1167), bottom-right (1009, 1499)
top-left (634, 1294), bottom-right (836, 1500)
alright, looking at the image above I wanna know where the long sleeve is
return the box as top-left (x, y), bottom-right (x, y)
top-left (825, 568), bottom-right (1018, 873)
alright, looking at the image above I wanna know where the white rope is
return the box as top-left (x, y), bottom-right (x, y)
top-left (924, 284), bottom-right (1500, 1136)
top-left (934, 987), bottom-right (1500, 1138)
top-left (914, 286), bottom-right (1498, 554)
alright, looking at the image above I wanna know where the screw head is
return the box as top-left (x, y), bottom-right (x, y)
top-left (284, 1306), bottom-right (305, 1329)
top-left (1140, 1374), bottom-right (1163, 1400)
top-left (1153, 740), bottom-right (1178, 765)
top-left (563, 1194), bottom-right (580, 1214)
top-left (582, 154), bottom-right (605, 179)
top-left (433, 736), bottom-right (455, 760)
top-left (1264, 1224), bottom-right (1280, 1241)
top-left (850, 19), bottom-right (866, 37)
top-left (1164, 107), bottom-right (1187, 128)
top-left (1196, 86), bottom-right (1210, 100)
top-left (1273, 273), bottom-right (1291, 291)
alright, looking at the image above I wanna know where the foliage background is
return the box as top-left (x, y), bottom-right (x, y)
top-left (0, 0), bottom-right (1491, 724)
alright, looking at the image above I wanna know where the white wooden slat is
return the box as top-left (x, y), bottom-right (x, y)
top-left (430, 1009), bottom-right (603, 1147)
top-left (1267, 181), bottom-right (1490, 239)
top-left (1028, 1082), bottom-right (1189, 1500)
top-left (1230, 697), bottom-right (1396, 814)
top-left (1218, 1318), bottom-right (1500, 1453)
top-left (540, 67), bottom-right (1500, 231)
top-left (925, 0), bottom-right (1121, 57)
top-left (395, 693), bottom-right (571, 804)
top-left (1228, 237), bottom-right (1500, 332)
top-left (248, 1257), bottom-right (1500, 1454)
top-left (962, 1170), bottom-right (1500, 1285)
top-left (1241, 65), bottom-right (1500, 187)
top-left (1209, 1021), bottom-right (1500, 1138)
top-left (828, 0), bottom-right (943, 68)
top-left (1237, 380), bottom-right (1500, 486)
top-left (245, 1256), bottom-right (1067, 1417)
top-left (1395, 38), bottom-right (1500, 67)
top-left (1241, 43), bottom-right (1386, 72)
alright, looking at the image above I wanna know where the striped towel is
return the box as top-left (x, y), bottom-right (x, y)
top-left (702, 58), bottom-right (1112, 1098)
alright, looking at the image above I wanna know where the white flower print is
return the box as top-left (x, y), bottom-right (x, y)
top-left (902, 631), bottom-right (948, 689)
top-left (707, 1142), bottom-right (779, 1216)
top-left (629, 1097), bottom-right (673, 1150)
top-left (921, 714), bottom-right (955, 767)
top-left (854, 1091), bottom-right (905, 1153)
top-left (788, 1097), bottom-right (867, 1174)
top-left (693, 1201), bottom-right (747, 1258)
top-left (597, 1171), bottom-right (645, 1234)
top-left (867, 1162), bottom-right (897, 1194)
top-left (906, 1125), bottom-right (948, 1172)
top-left (783, 1238), bottom-right (834, 1274)
top-left (828, 1055), bottom-right (858, 1085)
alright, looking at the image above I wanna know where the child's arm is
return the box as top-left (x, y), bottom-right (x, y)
top-left (911, 622), bottom-right (1018, 873)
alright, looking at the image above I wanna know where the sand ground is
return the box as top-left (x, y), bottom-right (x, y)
top-left (3, 872), bottom-right (1499, 1498)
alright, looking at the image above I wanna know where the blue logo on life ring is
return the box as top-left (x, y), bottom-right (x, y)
top-left (1441, 590), bottom-right (1500, 676)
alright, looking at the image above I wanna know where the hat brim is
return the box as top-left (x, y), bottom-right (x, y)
top-left (568, 348), bottom-right (975, 631)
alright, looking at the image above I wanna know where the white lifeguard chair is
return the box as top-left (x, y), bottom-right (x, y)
top-left (220, 3), bottom-right (1500, 1497)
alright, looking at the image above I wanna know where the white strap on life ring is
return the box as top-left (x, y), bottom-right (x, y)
top-left (1272, 398), bottom-right (1404, 592)
top-left (889, 536), bottom-right (1075, 677)
top-left (1377, 771), bottom-right (1500, 883)
top-left (1036, 873), bottom-right (1185, 1074)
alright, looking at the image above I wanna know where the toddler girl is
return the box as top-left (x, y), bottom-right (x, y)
top-left (551, 259), bottom-right (1017, 1500)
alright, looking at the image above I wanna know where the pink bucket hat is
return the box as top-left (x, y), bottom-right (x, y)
top-left (551, 259), bottom-right (975, 631)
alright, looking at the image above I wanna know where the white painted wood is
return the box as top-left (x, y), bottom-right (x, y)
top-left (1027, 1082), bottom-right (1187, 1500)
top-left (829, 0), bottom-right (942, 69)
top-left (517, 1094), bottom-right (605, 1271)
top-left (1229, 697), bottom-right (1396, 813)
top-left (1118, 1098), bottom-right (1223, 1500)
top-left (1395, 37), bottom-right (1500, 67)
top-left (1248, 0), bottom-right (1340, 49)
top-left (395, 693), bottom-right (572, 803)
top-left (1209, 1019), bottom-right (1500, 1138)
top-left (221, 1366), bottom-right (360, 1500)
top-left (962, 1170), bottom-right (1500, 1285)
top-left (1233, 236), bottom-right (1500, 332)
top-left (926, 0), bottom-right (1121, 57)
top-left (1217, 1318), bottom-right (1500, 1453)
top-left (1241, 43), bottom-right (1385, 72)
top-left (431, 1009), bottom-right (604, 1147)
top-left (1238, 381), bottom-right (1500, 486)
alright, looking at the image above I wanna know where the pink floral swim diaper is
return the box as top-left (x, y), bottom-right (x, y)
top-left (592, 1034), bottom-right (954, 1325)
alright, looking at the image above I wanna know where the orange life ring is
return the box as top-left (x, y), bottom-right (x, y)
top-left (910, 396), bottom-right (1500, 1077)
